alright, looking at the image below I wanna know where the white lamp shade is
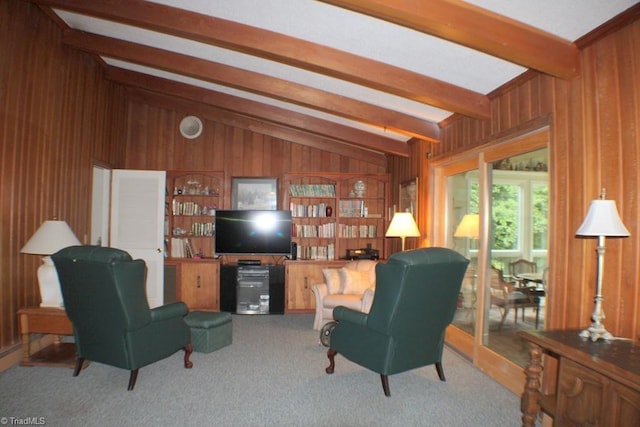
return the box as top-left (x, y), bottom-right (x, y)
top-left (454, 214), bottom-right (479, 239)
top-left (21, 220), bottom-right (81, 255)
top-left (576, 200), bottom-right (630, 237)
top-left (386, 212), bottom-right (420, 238)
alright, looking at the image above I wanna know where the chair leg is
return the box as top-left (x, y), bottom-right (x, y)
top-left (435, 362), bottom-right (446, 381)
top-left (326, 348), bottom-right (337, 374)
top-left (498, 307), bottom-right (509, 330)
top-left (380, 374), bottom-right (391, 397)
top-left (183, 343), bottom-right (193, 369)
top-left (127, 369), bottom-right (139, 391)
top-left (73, 357), bottom-right (85, 377)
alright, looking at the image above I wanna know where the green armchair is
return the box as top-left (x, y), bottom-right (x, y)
top-left (52, 246), bottom-right (193, 390)
top-left (326, 247), bottom-right (469, 396)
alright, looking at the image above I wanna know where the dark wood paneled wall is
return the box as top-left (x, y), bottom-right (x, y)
top-left (430, 18), bottom-right (640, 338)
top-left (123, 97), bottom-right (387, 207)
top-left (0, 1), bottom-right (127, 351)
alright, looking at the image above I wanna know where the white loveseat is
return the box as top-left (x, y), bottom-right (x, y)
top-left (310, 259), bottom-right (378, 330)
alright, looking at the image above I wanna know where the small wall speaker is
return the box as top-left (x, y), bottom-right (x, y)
top-left (179, 116), bottom-right (203, 139)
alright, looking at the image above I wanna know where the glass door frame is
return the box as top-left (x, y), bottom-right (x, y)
top-left (431, 127), bottom-right (550, 395)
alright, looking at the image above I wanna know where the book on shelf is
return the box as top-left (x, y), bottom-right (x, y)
top-left (170, 237), bottom-right (195, 258)
top-left (338, 200), bottom-right (365, 217)
top-left (289, 184), bottom-right (336, 197)
top-left (297, 243), bottom-right (335, 260)
top-left (292, 222), bottom-right (335, 238)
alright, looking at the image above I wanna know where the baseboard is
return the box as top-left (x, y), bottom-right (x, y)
top-left (0, 334), bottom-right (55, 373)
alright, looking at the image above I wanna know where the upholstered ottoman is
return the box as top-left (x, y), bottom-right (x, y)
top-left (184, 311), bottom-right (232, 353)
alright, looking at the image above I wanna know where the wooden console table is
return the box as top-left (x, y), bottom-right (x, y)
top-left (18, 306), bottom-right (76, 368)
top-left (519, 329), bottom-right (640, 426)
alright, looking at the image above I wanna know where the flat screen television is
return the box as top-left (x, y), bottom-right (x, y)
top-left (214, 210), bottom-right (292, 257)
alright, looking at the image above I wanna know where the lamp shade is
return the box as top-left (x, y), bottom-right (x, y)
top-left (576, 200), bottom-right (630, 237)
top-left (386, 212), bottom-right (420, 238)
top-left (21, 220), bottom-right (81, 255)
top-left (454, 214), bottom-right (479, 239)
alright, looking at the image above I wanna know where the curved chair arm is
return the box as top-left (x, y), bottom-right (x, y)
top-left (311, 283), bottom-right (329, 303)
top-left (361, 287), bottom-right (376, 313)
top-left (150, 301), bottom-right (189, 322)
top-left (334, 306), bottom-right (368, 327)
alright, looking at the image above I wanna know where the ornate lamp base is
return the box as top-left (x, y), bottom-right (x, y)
top-left (579, 322), bottom-right (613, 342)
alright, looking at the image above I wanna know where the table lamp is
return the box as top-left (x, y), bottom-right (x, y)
top-left (454, 214), bottom-right (479, 240)
top-left (576, 189), bottom-right (630, 341)
top-left (21, 220), bottom-right (81, 308)
top-left (386, 212), bottom-right (420, 251)
top-left (454, 214), bottom-right (479, 289)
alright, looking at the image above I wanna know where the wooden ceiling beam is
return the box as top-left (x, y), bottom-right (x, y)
top-left (32, 0), bottom-right (489, 119)
top-left (106, 67), bottom-right (410, 157)
top-left (318, 0), bottom-right (580, 79)
top-left (61, 29), bottom-right (439, 143)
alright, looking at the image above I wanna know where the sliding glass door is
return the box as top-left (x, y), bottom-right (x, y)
top-left (434, 129), bottom-right (549, 393)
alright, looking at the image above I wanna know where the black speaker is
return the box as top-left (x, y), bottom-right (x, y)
top-left (291, 242), bottom-right (297, 260)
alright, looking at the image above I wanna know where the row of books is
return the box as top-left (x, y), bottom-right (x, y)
top-left (289, 184), bottom-right (336, 197)
top-left (290, 202), bottom-right (330, 217)
top-left (170, 237), bottom-right (196, 258)
top-left (190, 222), bottom-right (215, 237)
top-left (171, 199), bottom-right (216, 216)
top-left (338, 224), bottom-right (377, 238)
top-left (338, 200), bottom-right (366, 217)
top-left (292, 222), bottom-right (336, 238)
top-left (295, 243), bottom-right (336, 260)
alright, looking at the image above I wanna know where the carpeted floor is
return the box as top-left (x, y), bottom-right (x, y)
top-left (0, 314), bottom-right (521, 426)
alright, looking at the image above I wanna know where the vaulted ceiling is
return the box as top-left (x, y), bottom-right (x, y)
top-left (30, 0), bottom-right (639, 157)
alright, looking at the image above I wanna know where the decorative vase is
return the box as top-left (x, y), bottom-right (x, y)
top-left (353, 180), bottom-right (366, 198)
top-left (326, 206), bottom-right (333, 217)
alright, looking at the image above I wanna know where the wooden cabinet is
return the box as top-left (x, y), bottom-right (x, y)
top-left (175, 260), bottom-right (220, 311)
top-left (285, 260), bottom-right (347, 312)
top-left (519, 330), bottom-right (640, 427)
top-left (164, 171), bottom-right (223, 311)
top-left (283, 172), bottom-right (390, 261)
top-left (165, 170), bottom-right (223, 259)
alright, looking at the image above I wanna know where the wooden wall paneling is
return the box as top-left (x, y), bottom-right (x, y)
top-left (619, 22), bottom-right (640, 337)
top-left (425, 18), bottom-right (640, 338)
top-left (1, 1), bottom-right (126, 352)
top-left (547, 77), bottom-right (572, 330)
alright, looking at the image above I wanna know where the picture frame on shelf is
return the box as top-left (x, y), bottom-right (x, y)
top-left (399, 178), bottom-right (418, 219)
top-left (232, 177), bottom-right (278, 210)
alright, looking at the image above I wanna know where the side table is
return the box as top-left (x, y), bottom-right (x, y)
top-left (17, 307), bottom-right (77, 368)
top-left (519, 329), bottom-right (640, 426)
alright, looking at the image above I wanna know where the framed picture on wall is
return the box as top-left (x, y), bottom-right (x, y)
top-left (399, 178), bottom-right (418, 218)
top-left (232, 177), bottom-right (278, 210)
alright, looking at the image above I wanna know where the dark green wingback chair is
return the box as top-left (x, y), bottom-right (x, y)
top-left (52, 245), bottom-right (193, 390)
top-left (325, 247), bottom-right (469, 396)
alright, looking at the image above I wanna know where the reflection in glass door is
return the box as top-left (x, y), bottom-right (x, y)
top-left (449, 168), bottom-right (479, 337)
top-left (436, 130), bottom-right (550, 392)
top-left (442, 149), bottom-right (549, 355)
top-left (483, 148), bottom-right (549, 367)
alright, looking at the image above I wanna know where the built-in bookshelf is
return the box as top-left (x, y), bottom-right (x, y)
top-left (283, 172), bottom-right (389, 261)
top-left (165, 171), bottom-right (224, 259)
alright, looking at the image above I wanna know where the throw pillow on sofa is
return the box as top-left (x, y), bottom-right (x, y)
top-left (339, 268), bottom-right (372, 294)
top-left (322, 268), bottom-right (342, 294)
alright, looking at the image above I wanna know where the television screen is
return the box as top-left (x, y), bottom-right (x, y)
top-left (214, 210), bottom-right (292, 256)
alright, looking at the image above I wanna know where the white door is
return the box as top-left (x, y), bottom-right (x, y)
top-left (91, 165), bottom-right (111, 246)
top-left (110, 169), bottom-right (166, 308)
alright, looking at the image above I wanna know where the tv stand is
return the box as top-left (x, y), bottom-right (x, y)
top-left (220, 264), bottom-right (284, 314)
